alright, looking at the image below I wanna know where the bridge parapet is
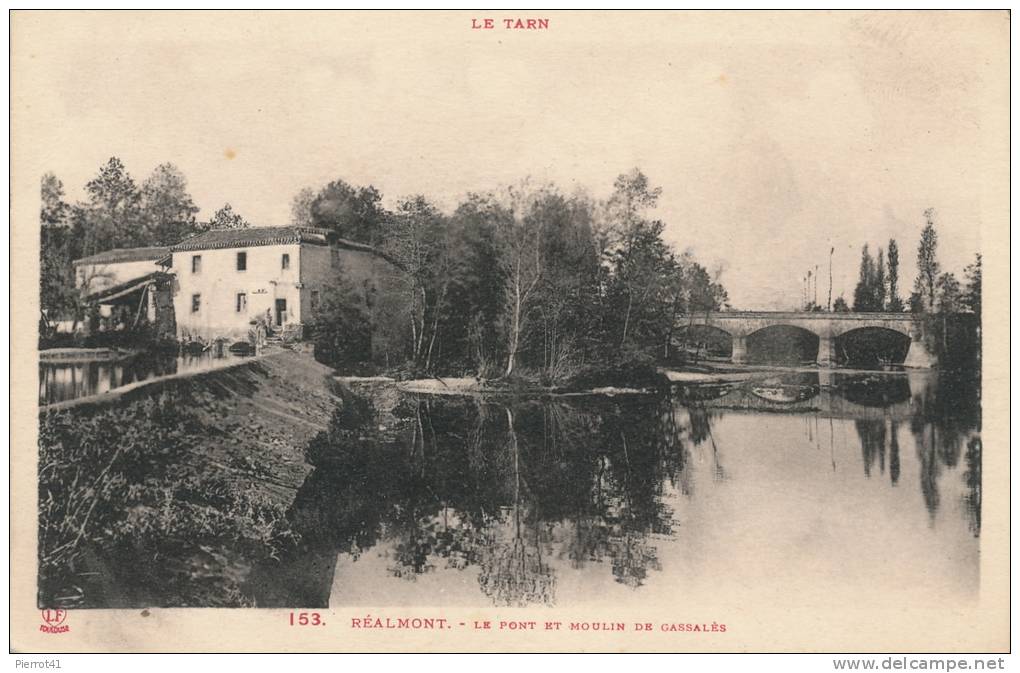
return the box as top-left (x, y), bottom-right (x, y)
top-left (679, 311), bottom-right (917, 338)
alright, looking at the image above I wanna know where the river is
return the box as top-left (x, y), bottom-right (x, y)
top-left (259, 370), bottom-right (981, 611)
top-left (39, 350), bottom-right (249, 406)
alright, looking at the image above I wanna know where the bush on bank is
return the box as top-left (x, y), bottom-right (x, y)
top-left (38, 393), bottom-right (298, 608)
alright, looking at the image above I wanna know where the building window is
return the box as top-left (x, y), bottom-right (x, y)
top-left (191, 294), bottom-right (201, 313)
top-left (191, 255), bottom-right (201, 273)
top-left (311, 289), bottom-right (320, 313)
top-left (236, 251), bottom-right (247, 271)
top-left (281, 253), bottom-right (290, 270)
top-left (236, 293), bottom-right (247, 313)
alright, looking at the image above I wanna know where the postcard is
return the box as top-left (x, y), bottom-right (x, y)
top-left (10, 10), bottom-right (1009, 653)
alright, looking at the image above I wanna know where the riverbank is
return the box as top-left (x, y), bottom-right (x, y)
top-left (37, 349), bottom-right (339, 608)
top-left (338, 360), bottom-right (919, 398)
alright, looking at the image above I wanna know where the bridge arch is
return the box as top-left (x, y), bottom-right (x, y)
top-left (830, 321), bottom-right (912, 339)
top-left (744, 324), bottom-right (820, 365)
top-left (671, 324), bottom-right (733, 362)
top-left (834, 326), bottom-right (912, 367)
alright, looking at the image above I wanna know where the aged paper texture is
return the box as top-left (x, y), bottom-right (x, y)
top-left (11, 10), bottom-right (1010, 652)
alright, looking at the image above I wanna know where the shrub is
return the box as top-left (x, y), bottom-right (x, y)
top-left (310, 277), bottom-right (373, 371)
top-left (38, 393), bottom-right (299, 608)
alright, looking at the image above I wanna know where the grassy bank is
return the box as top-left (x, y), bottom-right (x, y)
top-left (38, 350), bottom-right (339, 608)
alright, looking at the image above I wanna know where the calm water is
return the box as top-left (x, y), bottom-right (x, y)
top-left (257, 371), bottom-right (981, 610)
top-left (39, 350), bottom-right (248, 405)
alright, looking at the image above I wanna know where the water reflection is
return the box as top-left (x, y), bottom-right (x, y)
top-left (39, 350), bottom-right (247, 405)
top-left (253, 372), bottom-right (981, 609)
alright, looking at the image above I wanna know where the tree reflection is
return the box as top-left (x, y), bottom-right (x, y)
top-left (962, 437), bottom-right (981, 536)
top-left (908, 375), bottom-right (981, 522)
top-left (840, 374), bottom-right (980, 522)
top-left (476, 408), bottom-right (555, 606)
top-left (854, 419), bottom-right (887, 478)
top-left (889, 420), bottom-right (901, 486)
top-left (278, 390), bottom-right (692, 606)
top-left (255, 373), bottom-right (981, 607)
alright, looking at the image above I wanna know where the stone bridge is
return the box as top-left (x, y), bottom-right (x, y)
top-left (677, 311), bottom-right (934, 368)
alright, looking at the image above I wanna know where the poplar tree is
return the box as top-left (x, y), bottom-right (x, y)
top-left (887, 239), bottom-right (903, 311)
top-left (913, 208), bottom-right (941, 312)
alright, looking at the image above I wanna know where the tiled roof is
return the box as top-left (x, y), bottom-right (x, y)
top-left (169, 226), bottom-right (330, 252)
top-left (72, 247), bottom-right (169, 266)
top-left (72, 227), bottom-right (405, 272)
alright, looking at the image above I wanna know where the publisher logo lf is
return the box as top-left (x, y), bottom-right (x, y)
top-left (40, 609), bottom-right (69, 633)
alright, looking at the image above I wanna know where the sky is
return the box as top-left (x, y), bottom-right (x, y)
top-left (12, 11), bottom-right (1007, 310)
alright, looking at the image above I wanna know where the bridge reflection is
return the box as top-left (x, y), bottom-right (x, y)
top-left (671, 371), bottom-right (919, 421)
top-left (670, 370), bottom-right (981, 531)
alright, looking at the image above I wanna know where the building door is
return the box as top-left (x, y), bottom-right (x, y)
top-left (275, 299), bottom-right (287, 327)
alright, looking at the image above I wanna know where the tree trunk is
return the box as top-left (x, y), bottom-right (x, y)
top-left (620, 290), bottom-right (633, 348)
top-left (663, 288), bottom-right (683, 359)
top-left (424, 284), bottom-right (446, 373)
top-left (416, 286), bottom-right (428, 363)
top-left (409, 287), bottom-right (419, 363)
top-left (504, 288), bottom-right (521, 378)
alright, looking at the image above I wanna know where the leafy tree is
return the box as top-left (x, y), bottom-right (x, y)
top-left (139, 163), bottom-right (200, 245)
top-left (936, 272), bottom-right (962, 313)
top-left (41, 172), bottom-right (70, 228)
top-left (495, 180), bottom-right (549, 378)
top-left (608, 219), bottom-right (675, 351)
top-left (604, 170), bottom-right (670, 350)
top-left (913, 208), bottom-right (941, 312)
top-left (73, 157), bottom-right (142, 254)
top-left (40, 173), bottom-right (76, 321)
top-left (299, 168), bottom-right (726, 381)
top-left (443, 194), bottom-right (509, 376)
top-left (531, 190), bottom-right (603, 378)
top-left (833, 295), bottom-right (851, 312)
top-left (908, 291), bottom-right (925, 314)
top-left (289, 187), bottom-right (316, 228)
top-left (605, 169), bottom-right (662, 228)
top-left (935, 271), bottom-right (963, 353)
top-left (887, 239), bottom-right (903, 311)
top-left (310, 272), bottom-right (372, 369)
top-left (310, 180), bottom-right (387, 245)
top-left (207, 203), bottom-right (251, 230)
top-left (385, 195), bottom-right (452, 371)
top-left (665, 253), bottom-right (728, 358)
